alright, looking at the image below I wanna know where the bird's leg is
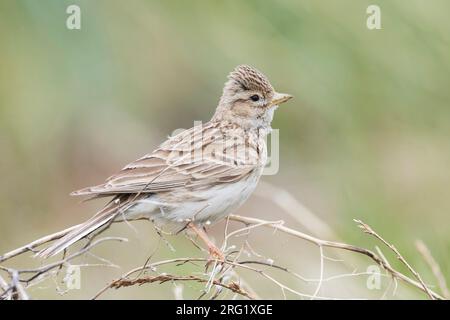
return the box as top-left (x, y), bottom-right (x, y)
top-left (187, 222), bottom-right (225, 261)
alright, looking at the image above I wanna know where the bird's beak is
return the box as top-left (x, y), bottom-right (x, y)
top-left (269, 92), bottom-right (293, 107)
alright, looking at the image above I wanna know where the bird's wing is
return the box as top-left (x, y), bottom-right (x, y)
top-left (71, 122), bottom-right (262, 197)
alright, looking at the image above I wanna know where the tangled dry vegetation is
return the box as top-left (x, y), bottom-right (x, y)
top-left (0, 183), bottom-right (448, 300)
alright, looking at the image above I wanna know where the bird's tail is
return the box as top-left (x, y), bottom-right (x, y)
top-left (37, 196), bottom-right (130, 258)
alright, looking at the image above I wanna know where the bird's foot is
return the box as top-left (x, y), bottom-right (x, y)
top-left (205, 244), bottom-right (226, 272)
top-left (207, 243), bottom-right (225, 262)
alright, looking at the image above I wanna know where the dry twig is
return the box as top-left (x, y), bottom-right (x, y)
top-left (109, 274), bottom-right (255, 299)
top-left (228, 215), bottom-right (443, 300)
top-left (415, 239), bottom-right (449, 299)
top-left (354, 220), bottom-right (435, 300)
top-left (0, 212), bottom-right (445, 300)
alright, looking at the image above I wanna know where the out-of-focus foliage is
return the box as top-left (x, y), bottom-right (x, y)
top-left (0, 0), bottom-right (449, 299)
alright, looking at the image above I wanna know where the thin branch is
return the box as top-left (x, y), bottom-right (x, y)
top-left (0, 224), bottom-right (81, 263)
top-left (109, 274), bottom-right (255, 300)
top-left (228, 215), bottom-right (443, 300)
top-left (11, 270), bottom-right (29, 300)
top-left (1, 209), bottom-right (445, 300)
top-left (415, 239), bottom-right (449, 299)
top-left (93, 257), bottom-right (336, 300)
top-left (311, 245), bottom-right (324, 299)
top-left (0, 236), bottom-right (127, 299)
top-left (20, 237), bottom-right (127, 284)
top-left (354, 219), bottom-right (435, 300)
top-left (0, 218), bottom-right (148, 264)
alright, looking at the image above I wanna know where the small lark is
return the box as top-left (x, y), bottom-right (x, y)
top-left (39, 65), bottom-right (292, 259)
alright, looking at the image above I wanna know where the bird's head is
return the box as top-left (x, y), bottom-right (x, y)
top-left (213, 65), bottom-right (292, 130)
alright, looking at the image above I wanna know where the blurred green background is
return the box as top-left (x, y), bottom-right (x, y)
top-left (1, 0), bottom-right (449, 299)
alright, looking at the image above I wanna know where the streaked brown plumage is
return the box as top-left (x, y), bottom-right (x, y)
top-left (38, 65), bottom-right (292, 259)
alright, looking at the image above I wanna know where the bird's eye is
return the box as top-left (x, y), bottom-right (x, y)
top-left (250, 94), bottom-right (260, 102)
